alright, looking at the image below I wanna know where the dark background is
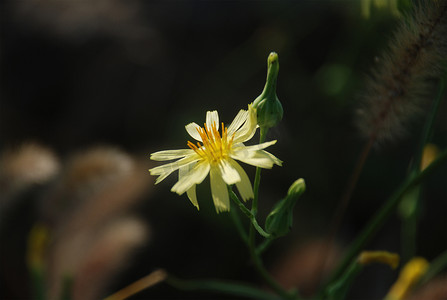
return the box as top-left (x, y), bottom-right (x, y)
top-left (1, 1), bottom-right (446, 299)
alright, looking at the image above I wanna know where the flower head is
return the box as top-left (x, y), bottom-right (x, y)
top-left (149, 105), bottom-right (282, 213)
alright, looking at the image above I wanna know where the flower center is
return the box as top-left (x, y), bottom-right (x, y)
top-left (187, 122), bottom-right (234, 164)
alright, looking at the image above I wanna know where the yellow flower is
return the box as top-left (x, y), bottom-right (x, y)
top-left (150, 105), bottom-right (282, 213)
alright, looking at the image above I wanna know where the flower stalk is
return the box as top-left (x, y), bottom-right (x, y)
top-left (324, 148), bottom-right (447, 289)
top-left (229, 187), bottom-right (271, 238)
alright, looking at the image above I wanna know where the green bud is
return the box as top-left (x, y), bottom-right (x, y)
top-left (265, 178), bottom-right (305, 238)
top-left (252, 52), bottom-right (283, 129)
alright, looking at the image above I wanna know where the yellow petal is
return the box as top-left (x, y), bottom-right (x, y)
top-left (206, 111), bottom-right (219, 130)
top-left (171, 162), bottom-right (210, 195)
top-left (210, 166), bottom-right (230, 213)
top-left (150, 149), bottom-right (195, 161)
top-left (232, 149), bottom-right (281, 169)
top-left (227, 109), bottom-right (248, 136)
top-left (233, 105), bottom-right (257, 143)
top-left (179, 164), bottom-right (199, 210)
top-left (218, 159), bottom-right (241, 185)
top-left (230, 160), bottom-right (254, 201)
top-left (186, 185), bottom-right (199, 210)
top-left (150, 156), bottom-right (199, 184)
top-left (185, 122), bottom-right (203, 142)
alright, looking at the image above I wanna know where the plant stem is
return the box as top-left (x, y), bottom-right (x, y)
top-left (251, 127), bottom-right (268, 216)
top-left (30, 267), bottom-right (46, 300)
top-left (323, 149), bottom-right (447, 291)
top-left (419, 250), bottom-right (447, 286)
top-left (400, 185), bottom-right (420, 263)
top-left (230, 200), bottom-right (249, 244)
top-left (401, 74), bottom-right (446, 262)
top-left (104, 269), bottom-right (167, 300)
top-left (248, 127), bottom-right (268, 243)
top-left (228, 191), bottom-right (294, 299)
top-left (233, 127), bottom-right (294, 299)
top-left (256, 238), bottom-right (274, 255)
top-left (229, 188), bottom-right (270, 238)
top-left (413, 74), bottom-right (446, 171)
top-left (228, 188), bottom-right (293, 299)
top-left (166, 276), bottom-right (282, 300)
top-left (318, 137), bottom-right (374, 285)
top-left (248, 245), bottom-right (296, 300)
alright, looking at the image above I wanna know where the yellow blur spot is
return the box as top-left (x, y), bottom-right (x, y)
top-left (27, 223), bottom-right (50, 269)
top-left (420, 144), bottom-right (440, 171)
top-left (385, 257), bottom-right (429, 300)
top-left (104, 269), bottom-right (167, 300)
top-left (358, 251), bottom-right (400, 269)
top-left (361, 0), bottom-right (401, 18)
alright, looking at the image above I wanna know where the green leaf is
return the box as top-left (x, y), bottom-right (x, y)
top-left (265, 179), bottom-right (305, 238)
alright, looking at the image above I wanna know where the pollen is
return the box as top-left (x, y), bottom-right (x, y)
top-left (187, 122), bottom-right (234, 164)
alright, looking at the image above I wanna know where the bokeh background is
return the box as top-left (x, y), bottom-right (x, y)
top-left (1, 1), bottom-right (446, 299)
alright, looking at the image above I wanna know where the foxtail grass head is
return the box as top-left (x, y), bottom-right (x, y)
top-left (356, 1), bottom-right (447, 145)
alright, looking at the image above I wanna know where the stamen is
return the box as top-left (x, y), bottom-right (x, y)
top-left (187, 141), bottom-right (198, 150)
top-left (189, 121), bottom-right (232, 163)
top-left (228, 131), bottom-right (235, 149)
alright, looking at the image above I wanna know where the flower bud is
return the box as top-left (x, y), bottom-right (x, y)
top-left (252, 52), bottom-right (283, 129)
top-left (265, 178), bottom-right (305, 238)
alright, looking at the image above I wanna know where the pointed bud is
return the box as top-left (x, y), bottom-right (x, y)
top-left (265, 179), bottom-right (305, 238)
top-left (252, 52), bottom-right (283, 130)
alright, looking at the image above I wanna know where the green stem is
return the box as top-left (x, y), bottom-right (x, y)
top-left (228, 202), bottom-right (292, 299)
top-left (256, 238), bottom-right (274, 255)
top-left (166, 276), bottom-right (282, 300)
top-left (249, 127), bottom-right (268, 245)
top-left (400, 185), bottom-right (421, 263)
top-left (229, 188), bottom-right (271, 238)
top-left (247, 247), bottom-right (296, 300)
top-left (30, 266), bottom-right (46, 300)
top-left (59, 275), bottom-right (73, 300)
top-left (252, 127), bottom-right (268, 216)
top-left (325, 261), bottom-right (363, 300)
top-left (413, 74), bottom-right (446, 170)
top-left (323, 149), bottom-right (447, 291)
top-left (229, 127), bottom-right (293, 299)
top-left (230, 200), bottom-right (248, 244)
top-left (401, 74), bottom-right (446, 262)
top-left (419, 250), bottom-right (447, 286)
top-left (252, 167), bottom-right (262, 215)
